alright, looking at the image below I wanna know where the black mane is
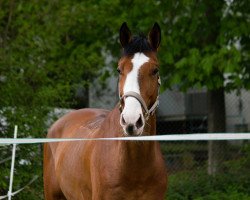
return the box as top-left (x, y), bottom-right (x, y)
top-left (123, 34), bottom-right (153, 56)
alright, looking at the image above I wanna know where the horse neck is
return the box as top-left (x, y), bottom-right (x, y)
top-left (106, 105), bottom-right (158, 164)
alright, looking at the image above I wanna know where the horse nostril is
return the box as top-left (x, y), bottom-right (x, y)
top-left (126, 124), bottom-right (134, 135)
top-left (136, 115), bottom-right (143, 129)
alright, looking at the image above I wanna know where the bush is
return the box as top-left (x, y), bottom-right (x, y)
top-left (166, 143), bottom-right (250, 200)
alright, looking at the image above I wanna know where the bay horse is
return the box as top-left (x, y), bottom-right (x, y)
top-left (43, 22), bottom-right (167, 200)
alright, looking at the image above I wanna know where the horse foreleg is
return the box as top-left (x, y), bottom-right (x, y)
top-left (43, 143), bottom-right (66, 200)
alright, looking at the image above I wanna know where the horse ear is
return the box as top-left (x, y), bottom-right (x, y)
top-left (148, 22), bottom-right (161, 51)
top-left (119, 22), bottom-right (132, 48)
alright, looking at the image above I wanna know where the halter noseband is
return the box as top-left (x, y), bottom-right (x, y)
top-left (119, 76), bottom-right (161, 120)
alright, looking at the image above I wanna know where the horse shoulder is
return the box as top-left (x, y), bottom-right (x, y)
top-left (45, 108), bottom-right (110, 199)
top-left (48, 108), bottom-right (109, 137)
top-left (47, 108), bottom-right (110, 163)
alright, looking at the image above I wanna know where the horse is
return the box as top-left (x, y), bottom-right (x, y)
top-left (43, 22), bottom-right (167, 200)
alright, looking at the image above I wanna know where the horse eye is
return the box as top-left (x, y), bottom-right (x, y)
top-left (117, 68), bottom-right (122, 75)
top-left (152, 68), bottom-right (159, 75)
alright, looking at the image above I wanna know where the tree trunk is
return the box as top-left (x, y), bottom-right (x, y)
top-left (207, 88), bottom-right (227, 175)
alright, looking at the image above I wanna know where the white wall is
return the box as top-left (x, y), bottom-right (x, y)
top-left (225, 90), bottom-right (250, 132)
top-left (89, 76), bottom-right (118, 110)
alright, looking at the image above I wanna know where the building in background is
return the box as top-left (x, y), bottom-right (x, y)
top-left (89, 75), bottom-right (250, 134)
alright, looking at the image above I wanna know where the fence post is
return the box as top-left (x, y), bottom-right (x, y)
top-left (8, 125), bottom-right (18, 200)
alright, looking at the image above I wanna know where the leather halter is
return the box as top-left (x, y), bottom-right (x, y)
top-left (119, 76), bottom-right (161, 120)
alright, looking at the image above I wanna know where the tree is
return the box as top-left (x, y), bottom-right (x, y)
top-left (0, 1), bottom-right (119, 198)
top-left (1, 0), bottom-right (249, 198)
top-left (157, 0), bottom-right (250, 174)
top-left (0, 1), bottom-right (164, 197)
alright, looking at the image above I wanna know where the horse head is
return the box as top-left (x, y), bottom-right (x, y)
top-left (118, 22), bottom-right (161, 136)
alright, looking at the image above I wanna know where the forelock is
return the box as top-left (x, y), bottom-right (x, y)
top-left (122, 34), bottom-right (153, 56)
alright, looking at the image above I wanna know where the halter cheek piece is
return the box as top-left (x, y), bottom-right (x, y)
top-left (119, 76), bottom-right (161, 120)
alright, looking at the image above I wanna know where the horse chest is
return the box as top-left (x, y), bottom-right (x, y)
top-left (96, 177), bottom-right (165, 200)
top-left (87, 141), bottom-right (166, 199)
top-left (92, 165), bottom-right (165, 200)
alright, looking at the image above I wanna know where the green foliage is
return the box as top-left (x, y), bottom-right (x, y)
top-left (167, 169), bottom-right (250, 200)
top-left (166, 143), bottom-right (250, 200)
top-left (0, 1), bottom-right (166, 198)
top-left (161, 142), bottom-right (208, 154)
top-left (160, 0), bottom-right (250, 91)
top-left (0, 0), bottom-right (249, 199)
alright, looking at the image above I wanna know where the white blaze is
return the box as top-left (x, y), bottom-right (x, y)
top-left (121, 53), bottom-right (149, 126)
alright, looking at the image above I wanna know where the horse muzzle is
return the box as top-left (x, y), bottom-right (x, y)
top-left (119, 96), bottom-right (145, 136)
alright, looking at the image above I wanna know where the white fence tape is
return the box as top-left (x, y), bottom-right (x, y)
top-left (0, 133), bottom-right (250, 145)
top-left (0, 157), bottom-right (11, 164)
top-left (0, 176), bottom-right (38, 200)
top-left (0, 194), bottom-right (8, 199)
top-left (0, 126), bottom-right (38, 200)
top-left (8, 125), bottom-right (18, 200)
top-left (0, 126), bottom-right (250, 199)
